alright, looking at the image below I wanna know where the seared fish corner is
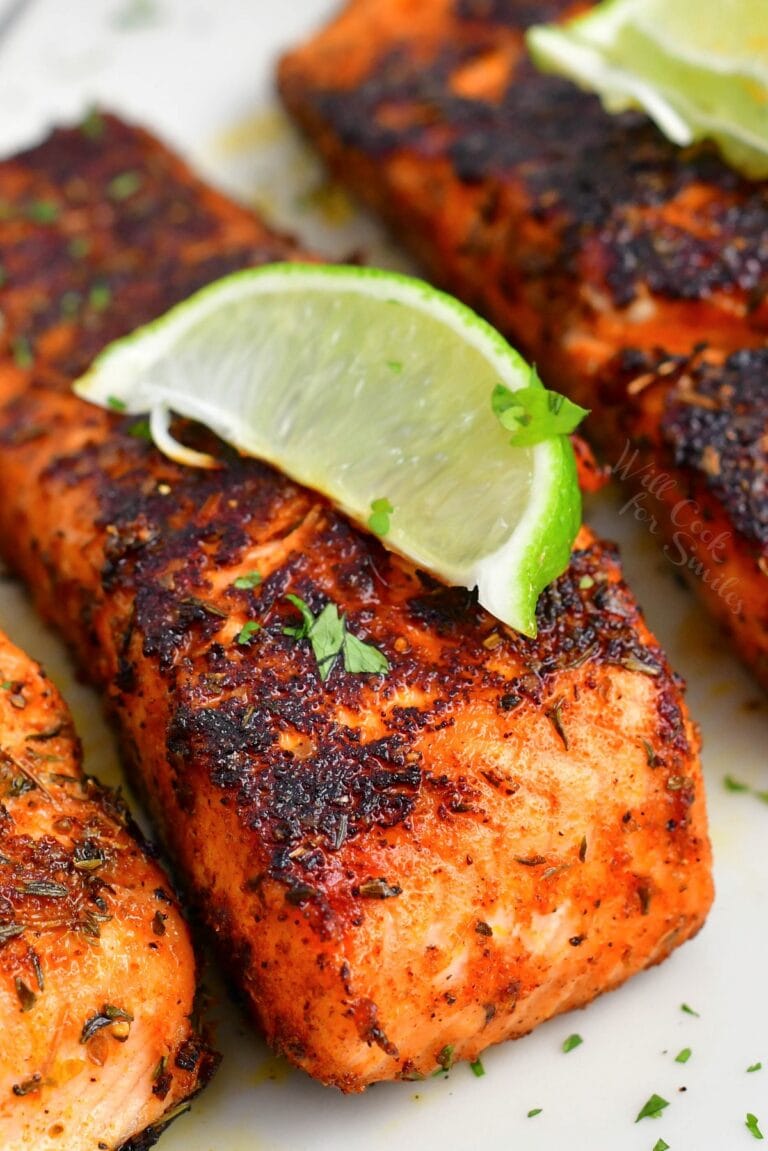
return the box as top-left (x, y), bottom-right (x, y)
top-left (0, 115), bottom-right (712, 1092)
top-left (0, 630), bottom-right (216, 1151)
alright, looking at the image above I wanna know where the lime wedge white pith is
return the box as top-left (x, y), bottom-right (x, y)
top-left (528, 0), bottom-right (768, 179)
top-left (74, 264), bottom-right (580, 636)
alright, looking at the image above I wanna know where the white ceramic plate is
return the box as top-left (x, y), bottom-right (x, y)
top-left (0, 4), bottom-right (766, 1149)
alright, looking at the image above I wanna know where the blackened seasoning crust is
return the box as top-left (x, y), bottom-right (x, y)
top-left (0, 114), bottom-right (711, 1091)
top-left (662, 350), bottom-right (768, 547)
top-left (305, 48), bottom-right (768, 308)
top-left (279, 0), bottom-right (768, 689)
top-left (454, 0), bottom-right (573, 27)
top-left (0, 630), bottom-right (216, 1148)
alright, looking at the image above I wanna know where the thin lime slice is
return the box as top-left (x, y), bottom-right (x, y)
top-left (74, 263), bottom-right (581, 636)
top-left (527, 0), bottom-right (768, 178)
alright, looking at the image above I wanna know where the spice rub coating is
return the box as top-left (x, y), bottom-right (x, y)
top-left (278, 0), bottom-right (768, 687)
top-left (0, 115), bottom-right (712, 1090)
top-left (0, 631), bottom-right (215, 1151)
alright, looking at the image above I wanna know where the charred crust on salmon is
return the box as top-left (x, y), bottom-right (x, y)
top-left (0, 115), bottom-right (299, 381)
top-left (661, 349), bottom-right (768, 547)
top-left (0, 114), bottom-right (712, 1090)
top-left (278, 0), bottom-right (768, 689)
top-left (454, 0), bottom-right (574, 26)
top-left (305, 46), bottom-right (768, 313)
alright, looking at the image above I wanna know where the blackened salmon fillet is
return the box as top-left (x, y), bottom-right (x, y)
top-left (0, 627), bottom-right (216, 1151)
top-left (279, 0), bottom-right (768, 689)
top-left (0, 113), bottom-right (712, 1091)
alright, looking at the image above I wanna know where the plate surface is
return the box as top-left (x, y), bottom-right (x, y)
top-left (0, 4), bottom-right (766, 1150)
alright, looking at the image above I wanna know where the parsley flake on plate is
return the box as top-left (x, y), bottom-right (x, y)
top-left (723, 774), bottom-right (768, 805)
top-left (561, 1033), bottom-right (583, 1053)
top-left (746, 1113), bottom-right (764, 1140)
top-left (635, 1094), bottom-right (670, 1122)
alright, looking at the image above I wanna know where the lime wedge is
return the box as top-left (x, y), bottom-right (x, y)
top-left (528, 0), bottom-right (768, 178)
top-left (74, 264), bottom-right (582, 636)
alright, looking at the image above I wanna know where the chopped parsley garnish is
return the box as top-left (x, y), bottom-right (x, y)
top-left (675, 1047), bottom-right (692, 1064)
top-left (562, 1033), bottom-right (583, 1053)
top-left (128, 418), bottom-right (152, 441)
top-left (81, 109), bottom-right (105, 140)
top-left (746, 1114), bottom-right (764, 1140)
top-left (89, 283), bottom-right (112, 312)
top-left (0, 681), bottom-right (12, 691)
top-left (108, 171), bottom-right (142, 201)
top-left (469, 1058), bottom-right (485, 1078)
top-left (12, 336), bottom-right (33, 369)
top-left (680, 1003), bottom-right (700, 1017)
top-left (723, 774), bottom-right (768, 805)
top-left (368, 497), bottom-right (394, 536)
top-left (233, 571), bottom-right (262, 590)
top-left (491, 368), bottom-right (589, 447)
top-left (236, 621), bottom-right (261, 645)
top-left (748, 1063), bottom-right (763, 1073)
top-left (283, 594), bottom-right (389, 682)
top-left (635, 1094), bottom-right (670, 1122)
top-left (436, 1044), bottom-right (454, 1072)
top-left (342, 630), bottom-right (390, 675)
top-left (386, 359), bottom-right (403, 373)
top-left (107, 395), bottom-right (127, 412)
top-left (113, 0), bottom-right (161, 30)
top-left (60, 291), bottom-right (81, 317)
top-left (527, 1108), bottom-right (542, 1118)
top-left (26, 199), bottom-right (59, 224)
top-left (652, 1140), bottom-right (670, 1151)
top-left (68, 235), bottom-right (91, 259)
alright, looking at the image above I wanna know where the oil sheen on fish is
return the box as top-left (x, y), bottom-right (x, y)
top-left (279, 0), bottom-right (768, 689)
top-left (0, 114), bottom-right (712, 1091)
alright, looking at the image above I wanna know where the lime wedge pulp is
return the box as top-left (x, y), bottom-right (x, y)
top-left (74, 263), bottom-right (581, 636)
top-left (527, 0), bottom-right (768, 179)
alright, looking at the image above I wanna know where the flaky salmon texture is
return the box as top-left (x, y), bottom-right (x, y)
top-left (279, 0), bottom-right (768, 690)
top-left (0, 115), bottom-right (712, 1093)
top-left (0, 631), bottom-right (215, 1151)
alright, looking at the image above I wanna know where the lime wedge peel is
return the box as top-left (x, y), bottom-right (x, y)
top-left (528, 0), bottom-right (768, 179)
top-left (74, 263), bottom-right (581, 637)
